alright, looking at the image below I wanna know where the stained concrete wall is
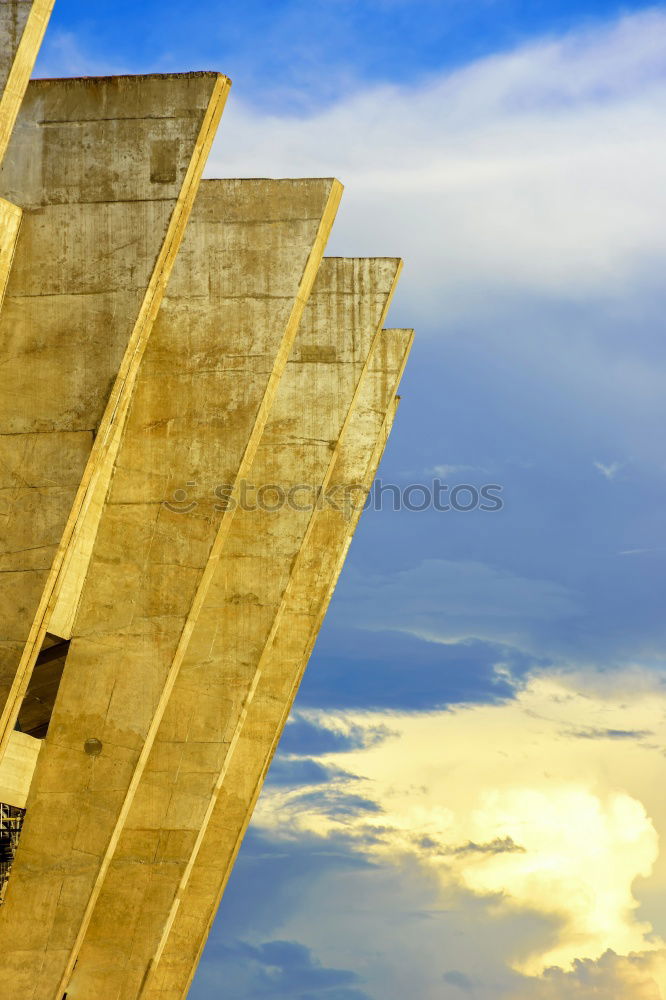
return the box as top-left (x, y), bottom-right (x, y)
top-left (145, 332), bottom-right (411, 1000)
top-left (0, 2), bottom-right (56, 380)
top-left (0, 177), bottom-right (341, 1000)
top-left (62, 258), bottom-right (401, 999)
top-left (0, 74), bottom-right (229, 767)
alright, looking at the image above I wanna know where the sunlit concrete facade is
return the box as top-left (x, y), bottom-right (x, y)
top-left (0, 9), bottom-right (413, 1000)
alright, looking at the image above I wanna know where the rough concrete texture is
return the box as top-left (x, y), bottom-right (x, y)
top-left (146, 332), bottom-right (411, 1000)
top-left (62, 257), bottom-right (400, 1000)
top-left (0, 74), bottom-right (229, 763)
top-left (0, 192), bottom-right (20, 301)
top-left (0, 1), bottom-right (56, 393)
top-left (0, 0), bottom-right (55, 161)
top-left (0, 729), bottom-right (40, 808)
top-left (48, 177), bottom-right (341, 640)
top-left (0, 178), bottom-right (341, 1000)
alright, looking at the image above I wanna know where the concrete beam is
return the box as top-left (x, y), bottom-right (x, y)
top-left (0, 179), bottom-right (341, 1000)
top-left (0, 729), bottom-right (40, 808)
top-left (144, 330), bottom-right (411, 1000)
top-left (0, 0), bottom-right (55, 161)
top-left (0, 74), bottom-right (230, 763)
top-left (62, 258), bottom-right (401, 1000)
top-left (0, 192), bottom-right (20, 305)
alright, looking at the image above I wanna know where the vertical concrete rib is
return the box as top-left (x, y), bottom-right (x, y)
top-left (0, 178), bottom-right (341, 999)
top-left (0, 74), bottom-right (230, 763)
top-left (146, 330), bottom-right (412, 1000)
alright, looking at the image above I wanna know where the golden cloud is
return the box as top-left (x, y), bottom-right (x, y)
top-left (257, 670), bottom-right (666, 992)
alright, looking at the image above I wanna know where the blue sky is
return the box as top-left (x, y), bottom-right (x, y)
top-left (37, 0), bottom-right (659, 110)
top-left (35, 2), bottom-right (666, 998)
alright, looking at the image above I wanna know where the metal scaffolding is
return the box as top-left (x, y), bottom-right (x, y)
top-left (0, 802), bottom-right (24, 903)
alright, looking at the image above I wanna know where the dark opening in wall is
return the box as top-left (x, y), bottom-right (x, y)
top-left (16, 634), bottom-right (71, 739)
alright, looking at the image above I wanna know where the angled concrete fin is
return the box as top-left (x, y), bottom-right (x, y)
top-left (0, 73), bottom-right (230, 764)
top-left (144, 330), bottom-right (411, 1000)
top-left (61, 258), bottom-right (401, 1000)
top-left (0, 192), bottom-right (20, 303)
top-left (0, 177), bottom-right (341, 1000)
top-left (0, 0), bottom-right (55, 161)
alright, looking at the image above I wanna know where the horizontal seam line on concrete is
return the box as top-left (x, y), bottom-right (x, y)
top-left (39, 115), bottom-right (201, 124)
top-left (14, 197), bottom-right (179, 207)
top-left (0, 430), bottom-right (94, 436)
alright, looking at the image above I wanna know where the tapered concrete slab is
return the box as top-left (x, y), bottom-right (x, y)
top-left (0, 0), bottom-right (55, 160)
top-left (144, 331), bottom-right (411, 1000)
top-left (0, 178), bottom-right (341, 1000)
top-left (61, 259), bottom-right (401, 1000)
top-left (0, 74), bottom-right (230, 763)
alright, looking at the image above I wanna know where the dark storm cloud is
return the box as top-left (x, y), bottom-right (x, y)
top-left (265, 758), bottom-right (338, 787)
top-left (441, 836), bottom-right (526, 857)
top-left (443, 970), bottom-right (475, 992)
top-left (291, 789), bottom-right (383, 818)
top-left (297, 627), bottom-right (540, 711)
top-left (565, 727), bottom-right (653, 741)
top-left (189, 829), bottom-right (378, 997)
top-left (201, 938), bottom-right (371, 998)
top-left (203, 828), bottom-right (376, 942)
top-left (278, 714), bottom-right (395, 755)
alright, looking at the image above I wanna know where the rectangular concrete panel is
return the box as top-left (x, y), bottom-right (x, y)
top-left (0, 0), bottom-right (55, 160)
top-left (144, 332), bottom-right (411, 1000)
top-left (63, 258), bottom-right (401, 1000)
top-left (0, 178), bottom-right (342, 1000)
top-left (0, 74), bottom-right (230, 761)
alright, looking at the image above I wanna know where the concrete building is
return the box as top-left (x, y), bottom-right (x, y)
top-left (0, 5), bottom-right (413, 997)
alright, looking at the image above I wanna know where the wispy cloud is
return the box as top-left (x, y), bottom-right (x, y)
top-left (594, 461), bottom-right (623, 480)
top-left (328, 559), bottom-right (581, 650)
top-left (207, 10), bottom-right (666, 327)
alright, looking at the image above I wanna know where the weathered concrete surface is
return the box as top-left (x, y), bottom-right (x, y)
top-left (0, 74), bottom-right (230, 763)
top-left (62, 258), bottom-right (400, 1000)
top-left (0, 0), bottom-right (55, 381)
top-left (0, 729), bottom-right (40, 807)
top-left (0, 192), bottom-right (20, 302)
top-left (48, 177), bottom-right (340, 640)
top-left (0, 0), bottom-right (55, 161)
top-left (0, 179), bottom-right (341, 1000)
top-left (145, 331), bottom-right (411, 1000)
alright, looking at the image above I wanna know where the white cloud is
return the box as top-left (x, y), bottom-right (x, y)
top-left (594, 460), bottom-right (622, 480)
top-left (202, 8), bottom-right (666, 474)
top-left (428, 464), bottom-right (488, 478)
top-left (34, 30), bottom-right (130, 78)
top-left (206, 9), bottom-right (666, 327)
